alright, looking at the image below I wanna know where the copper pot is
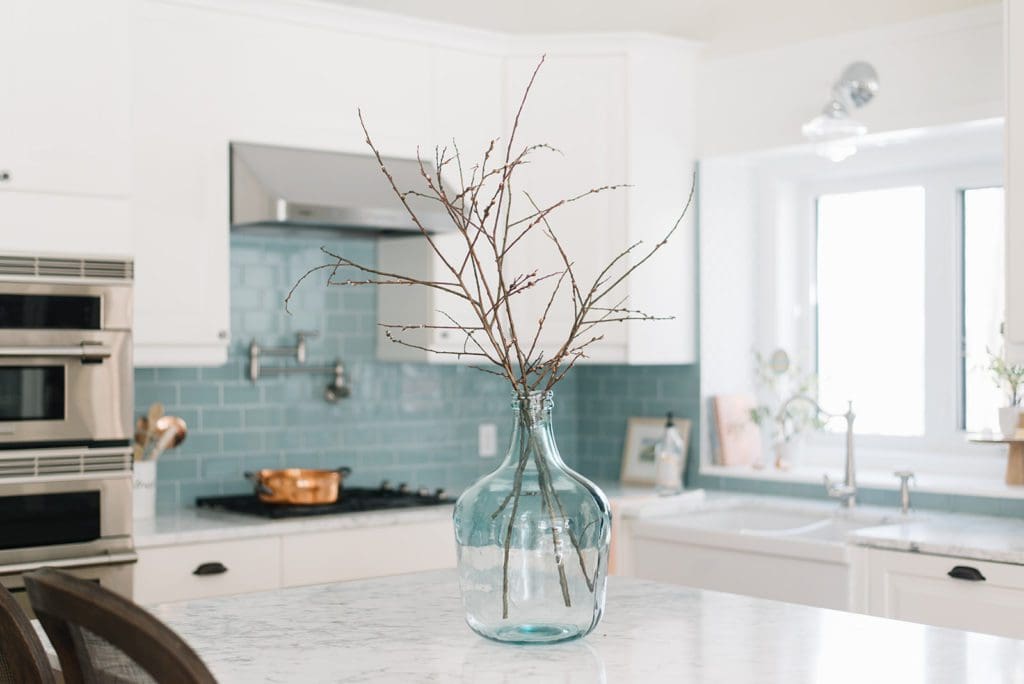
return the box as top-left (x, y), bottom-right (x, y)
top-left (244, 467), bottom-right (352, 505)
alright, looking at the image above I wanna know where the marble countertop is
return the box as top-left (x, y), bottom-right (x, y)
top-left (618, 487), bottom-right (1024, 565)
top-left (849, 514), bottom-right (1024, 564)
top-left (41, 569), bottom-right (1024, 683)
top-left (133, 480), bottom-right (666, 549)
top-left (133, 504), bottom-right (455, 548)
top-left (136, 486), bottom-right (1024, 568)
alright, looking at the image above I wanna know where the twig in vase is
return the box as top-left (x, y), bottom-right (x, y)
top-left (288, 54), bottom-right (695, 621)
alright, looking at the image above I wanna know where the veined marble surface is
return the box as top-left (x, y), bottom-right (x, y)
top-left (134, 504), bottom-right (454, 548)
top-left (137, 487), bottom-right (1024, 569)
top-left (133, 481), bottom-right (664, 549)
top-left (620, 489), bottom-right (1024, 567)
top-left (48, 570), bottom-right (1020, 683)
top-left (849, 514), bottom-right (1024, 565)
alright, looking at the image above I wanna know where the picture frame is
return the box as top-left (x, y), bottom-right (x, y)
top-left (620, 416), bottom-right (692, 485)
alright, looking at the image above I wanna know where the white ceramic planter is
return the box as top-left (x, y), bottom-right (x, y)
top-left (999, 406), bottom-right (1022, 438)
top-left (133, 460), bottom-right (157, 519)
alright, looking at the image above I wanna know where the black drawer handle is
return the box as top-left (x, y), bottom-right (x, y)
top-left (193, 562), bottom-right (228, 577)
top-left (948, 565), bottom-right (986, 581)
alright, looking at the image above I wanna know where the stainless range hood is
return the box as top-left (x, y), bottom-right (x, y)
top-left (230, 142), bottom-right (455, 236)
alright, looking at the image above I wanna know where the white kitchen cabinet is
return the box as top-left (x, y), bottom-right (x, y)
top-left (280, 521), bottom-right (456, 587)
top-left (134, 537), bottom-right (282, 604)
top-left (1006, 1), bottom-right (1024, 362)
top-left (132, 515), bottom-right (456, 604)
top-left (860, 547), bottom-right (1024, 640)
top-left (630, 533), bottom-right (851, 610)
top-left (378, 40), bottom-right (698, 365)
top-left (0, 0), bottom-right (132, 198)
top-left (375, 48), bottom-right (504, 362)
top-left (0, 0), bottom-right (132, 256)
top-left (501, 52), bottom-right (630, 363)
top-left (129, 2), bottom-right (234, 366)
top-left (131, 0), bottom-right (443, 366)
top-left (2, 0), bottom-right (699, 366)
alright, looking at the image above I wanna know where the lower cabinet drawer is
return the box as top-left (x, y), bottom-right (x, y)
top-left (866, 548), bottom-right (1024, 639)
top-left (281, 520), bottom-right (456, 587)
top-left (133, 538), bottom-right (281, 604)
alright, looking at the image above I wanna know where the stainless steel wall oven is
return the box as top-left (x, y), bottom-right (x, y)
top-left (0, 255), bottom-right (136, 613)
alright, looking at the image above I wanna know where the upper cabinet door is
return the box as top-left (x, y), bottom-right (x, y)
top-left (1006, 1), bottom-right (1024, 361)
top-left (0, 0), bottom-right (131, 198)
top-left (502, 53), bottom-right (630, 363)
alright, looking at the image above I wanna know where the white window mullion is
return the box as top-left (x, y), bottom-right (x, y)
top-left (923, 177), bottom-right (962, 443)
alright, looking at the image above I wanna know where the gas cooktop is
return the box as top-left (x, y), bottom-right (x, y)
top-left (195, 483), bottom-right (454, 519)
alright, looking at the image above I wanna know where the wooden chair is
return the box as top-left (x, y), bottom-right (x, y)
top-left (0, 582), bottom-right (56, 684)
top-left (23, 568), bottom-right (216, 684)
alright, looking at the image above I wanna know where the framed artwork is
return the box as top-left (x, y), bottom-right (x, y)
top-left (620, 416), bottom-right (691, 485)
top-left (710, 394), bottom-right (762, 467)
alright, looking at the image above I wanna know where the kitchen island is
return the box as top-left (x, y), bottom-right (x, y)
top-left (43, 569), bottom-right (1024, 682)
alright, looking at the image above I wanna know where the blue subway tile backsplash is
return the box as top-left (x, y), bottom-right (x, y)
top-left (135, 233), bottom-right (1021, 518)
top-left (138, 234), bottom-right (697, 511)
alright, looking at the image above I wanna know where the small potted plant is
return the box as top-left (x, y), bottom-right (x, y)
top-left (989, 348), bottom-right (1024, 437)
top-left (749, 349), bottom-right (824, 469)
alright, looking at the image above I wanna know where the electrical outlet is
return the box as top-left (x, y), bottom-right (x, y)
top-left (478, 423), bottom-right (497, 458)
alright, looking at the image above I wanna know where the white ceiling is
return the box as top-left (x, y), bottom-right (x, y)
top-left (326, 0), bottom-right (998, 55)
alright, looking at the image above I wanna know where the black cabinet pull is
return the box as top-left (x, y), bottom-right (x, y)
top-left (948, 565), bottom-right (986, 581)
top-left (193, 562), bottom-right (228, 577)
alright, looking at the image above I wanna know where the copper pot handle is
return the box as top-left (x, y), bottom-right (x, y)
top-left (244, 471), bottom-right (274, 497)
top-left (336, 467), bottom-right (352, 479)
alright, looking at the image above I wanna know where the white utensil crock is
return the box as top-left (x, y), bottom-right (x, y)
top-left (133, 460), bottom-right (157, 519)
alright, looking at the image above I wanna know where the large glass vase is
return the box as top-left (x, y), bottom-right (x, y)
top-left (453, 391), bottom-right (611, 644)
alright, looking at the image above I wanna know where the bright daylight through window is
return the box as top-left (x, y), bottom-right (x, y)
top-left (816, 186), bottom-right (926, 437)
top-left (816, 184), bottom-right (1007, 439)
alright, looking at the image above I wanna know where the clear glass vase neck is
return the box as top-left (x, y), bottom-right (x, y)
top-left (512, 390), bottom-right (554, 426)
top-left (501, 390), bottom-right (564, 469)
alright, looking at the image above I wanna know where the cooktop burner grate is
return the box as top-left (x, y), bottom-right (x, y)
top-left (195, 486), bottom-right (454, 519)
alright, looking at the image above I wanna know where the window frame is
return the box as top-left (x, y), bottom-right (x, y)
top-left (960, 184), bottom-right (1007, 433)
top-left (790, 163), bottom-right (1002, 457)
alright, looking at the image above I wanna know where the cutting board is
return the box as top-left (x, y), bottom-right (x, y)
top-left (711, 394), bottom-right (762, 467)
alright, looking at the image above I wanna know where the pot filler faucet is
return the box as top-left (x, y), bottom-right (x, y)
top-left (777, 395), bottom-right (857, 508)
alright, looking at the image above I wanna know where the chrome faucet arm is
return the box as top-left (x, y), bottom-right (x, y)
top-left (777, 394), bottom-right (857, 508)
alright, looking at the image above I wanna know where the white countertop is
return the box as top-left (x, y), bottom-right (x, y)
top-left (133, 480), bottom-right (664, 548)
top-left (849, 514), bottom-right (1024, 565)
top-left (137, 487), bottom-right (1024, 567)
top-left (42, 569), bottom-right (1024, 683)
top-left (133, 504), bottom-right (455, 548)
top-left (622, 490), bottom-right (1024, 566)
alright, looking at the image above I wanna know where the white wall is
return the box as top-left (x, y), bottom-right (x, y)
top-left (696, 6), bottom-right (1003, 157)
top-left (697, 158), bottom-right (759, 463)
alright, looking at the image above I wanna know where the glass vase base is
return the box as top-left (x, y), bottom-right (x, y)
top-left (472, 622), bottom-right (583, 644)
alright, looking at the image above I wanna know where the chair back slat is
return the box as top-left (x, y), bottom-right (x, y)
top-left (0, 583), bottom-right (56, 684)
top-left (24, 569), bottom-right (216, 684)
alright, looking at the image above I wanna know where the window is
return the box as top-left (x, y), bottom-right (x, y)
top-left (811, 176), bottom-right (1004, 442)
top-left (962, 187), bottom-right (1006, 433)
top-left (815, 187), bottom-right (926, 436)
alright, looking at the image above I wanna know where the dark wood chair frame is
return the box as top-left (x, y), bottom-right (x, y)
top-left (0, 582), bottom-right (56, 684)
top-left (23, 568), bottom-right (216, 684)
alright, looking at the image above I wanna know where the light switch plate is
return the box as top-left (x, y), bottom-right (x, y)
top-left (478, 423), bottom-right (497, 458)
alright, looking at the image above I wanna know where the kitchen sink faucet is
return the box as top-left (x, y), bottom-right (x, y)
top-left (777, 395), bottom-right (857, 508)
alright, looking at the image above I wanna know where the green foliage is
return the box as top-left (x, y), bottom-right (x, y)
top-left (988, 348), bottom-right (1024, 406)
top-left (750, 349), bottom-right (825, 444)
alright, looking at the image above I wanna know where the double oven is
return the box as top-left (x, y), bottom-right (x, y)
top-left (0, 256), bottom-right (136, 612)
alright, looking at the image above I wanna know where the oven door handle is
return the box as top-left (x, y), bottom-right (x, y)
top-left (0, 552), bottom-right (138, 575)
top-left (0, 343), bottom-right (112, 360)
